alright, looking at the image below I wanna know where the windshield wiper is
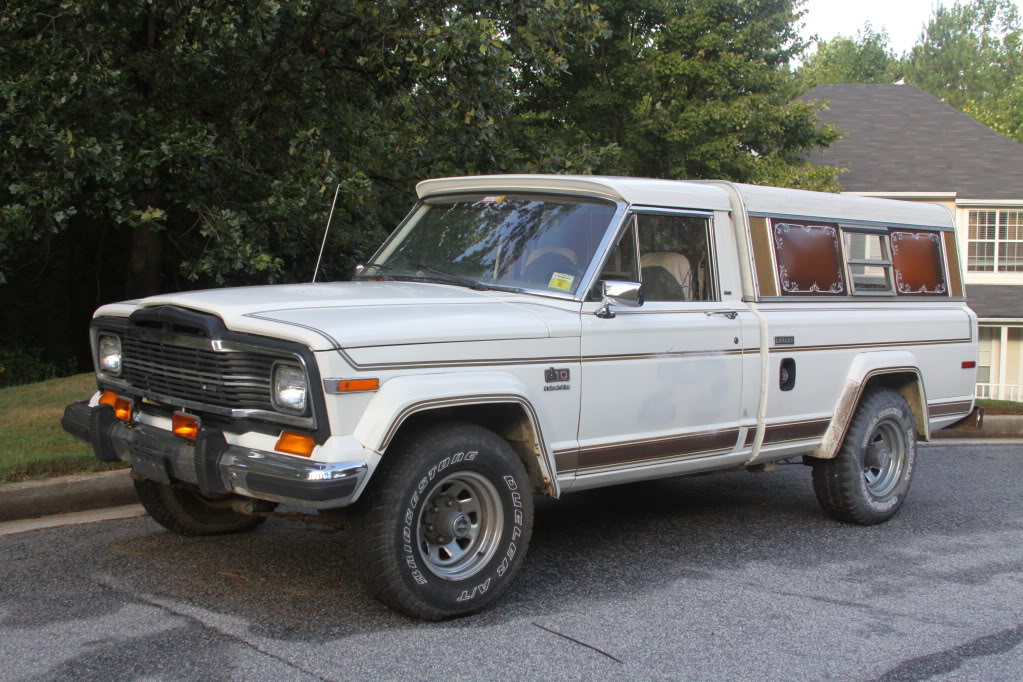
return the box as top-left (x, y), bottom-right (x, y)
top-left (413, 263), bottom-right (489, 291)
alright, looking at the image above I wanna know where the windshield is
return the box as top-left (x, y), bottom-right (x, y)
top-left (358, 193), bottom-right (618, 295)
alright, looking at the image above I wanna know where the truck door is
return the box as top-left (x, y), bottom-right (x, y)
top-left (576, 210), bottom-right (745, 476)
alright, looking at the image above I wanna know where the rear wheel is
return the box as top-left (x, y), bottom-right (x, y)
top-left (134, 479), bottom-right (267, 537)
top-left (351, 421), bottom-right (533, 620)
top-left (812, 388), bottom-right (917, 525)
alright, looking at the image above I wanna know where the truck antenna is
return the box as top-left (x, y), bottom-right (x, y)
top-left (312, 183), bottom-right (341, 283)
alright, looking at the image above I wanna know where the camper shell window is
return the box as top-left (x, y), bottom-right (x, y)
top-left (890, 230), bottom-right (948, 295)
top-left (762, 215), bottom-right (953, 300)
top-left (771, 219), bottom-right (846, 296)
top-left (842, 227), bottom-right (894, 295)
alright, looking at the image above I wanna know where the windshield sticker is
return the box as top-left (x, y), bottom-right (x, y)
top-left (548, 272), bottom-right (575, 291)
top-left (477, 195), bottom-right (506, 204)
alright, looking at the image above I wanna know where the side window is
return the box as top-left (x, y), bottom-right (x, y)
top-left (772, 219), bottom-right (846, 296)
top-left (890, 230), bottom-right (948, 295)
top-left (843, 229), bottom-right (894, 294)
top-left (637, 214), bottom-right (715, 302)
top-left (593, 216), bottom-right (640, 295)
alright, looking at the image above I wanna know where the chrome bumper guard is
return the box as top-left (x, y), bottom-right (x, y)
top-left (61, 401), bottom-right (367, 510)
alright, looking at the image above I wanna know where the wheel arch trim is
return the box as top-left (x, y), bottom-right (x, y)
top-left (352, 373), bottom-right (560, 497)
top-left (808, 352), bottom-right (928, 460)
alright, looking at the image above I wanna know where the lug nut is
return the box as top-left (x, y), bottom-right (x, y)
top-left (446, 500), bottom-right (453, 507)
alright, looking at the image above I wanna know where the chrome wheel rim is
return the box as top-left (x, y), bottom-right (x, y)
top-left (416, 471), bottom-right (504, 581)
top-left (862, 419), bottom-right (907, 498)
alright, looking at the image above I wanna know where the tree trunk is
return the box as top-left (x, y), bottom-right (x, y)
top-left (125, 226), bottom-right (164, 298)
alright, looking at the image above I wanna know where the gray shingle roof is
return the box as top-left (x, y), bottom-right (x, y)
top-left (800, 84), bottom-right (1023, 200)
top-left (966, 285), bottom-right (1023, 319)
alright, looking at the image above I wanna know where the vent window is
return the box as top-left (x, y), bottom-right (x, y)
top-left (842, 229), bottom-right (893, 295)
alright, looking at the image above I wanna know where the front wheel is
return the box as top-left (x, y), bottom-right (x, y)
top-left (351, 422), bottom-right (533, 620)
top-left (134, 479), bottom-right (267, 537)
top-left (811, 388), bottom-right (918, 525)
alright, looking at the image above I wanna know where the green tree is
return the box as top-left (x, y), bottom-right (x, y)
top-left (0, 0), bottom-right (843, 376)
top-left (796, 24), bottom-right (902, 90)
top-left (903, 0), bottom-right (1023, 142)
top-left (524, 0), bottom-right (842, 190)
top-left (0, 1), bottom-right (608, 372)
top-left (0, 1), bottom-right (609, 290)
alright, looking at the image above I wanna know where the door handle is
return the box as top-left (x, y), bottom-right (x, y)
top-left (704, 310), bottom-right (738, 320)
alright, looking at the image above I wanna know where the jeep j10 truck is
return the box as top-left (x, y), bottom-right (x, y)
top-left (61, 175), bottom-right (978, 619)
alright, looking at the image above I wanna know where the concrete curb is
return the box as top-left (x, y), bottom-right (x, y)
top-left (933, 415), bottom-right (1023, 440)
top-left (922, 438), bottom-right (1023, 446)
top-left (0, 469), bottom-right (136, 522)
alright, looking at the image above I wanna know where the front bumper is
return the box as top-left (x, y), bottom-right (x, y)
top-left (61, 400), bottom-right (367, 510)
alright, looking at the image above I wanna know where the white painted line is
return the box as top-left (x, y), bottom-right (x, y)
top-left (0, 504), bottom-right (145, 537)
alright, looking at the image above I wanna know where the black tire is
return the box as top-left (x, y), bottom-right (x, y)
top-left (812, 388), bottom-right (918, 525)
top-left (351, 421), bottom-right (534, 620)
top-left (133, 479), bottom-right (267, 537)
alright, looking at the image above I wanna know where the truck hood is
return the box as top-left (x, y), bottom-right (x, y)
top-left (97, 281), bottom-right (573, 351)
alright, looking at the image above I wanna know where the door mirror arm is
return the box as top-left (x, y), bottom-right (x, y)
top-left (595, 280), bottom-right (644, 319)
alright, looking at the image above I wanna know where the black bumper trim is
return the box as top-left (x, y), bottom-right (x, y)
top-left (61, 400), bottom-right (92, 444)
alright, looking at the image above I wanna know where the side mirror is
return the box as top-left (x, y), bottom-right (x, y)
top-left (595, 280), bottom-right (644, 319)
top-left (354, 264), bottom-right (365, 276)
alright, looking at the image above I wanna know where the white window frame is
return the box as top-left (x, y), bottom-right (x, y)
top-left (967, 209), bottom-right (1023, 272)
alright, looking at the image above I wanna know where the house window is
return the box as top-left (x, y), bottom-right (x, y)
top-left (977, 327), bottom-right (996, 385)
top-left (967, 209), bottom-right (1023, 272)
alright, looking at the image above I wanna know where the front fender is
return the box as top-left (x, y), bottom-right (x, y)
top-left (808, 351), bottom-right (927, 460)
top-left (353, 371), bottom-right (560, 496)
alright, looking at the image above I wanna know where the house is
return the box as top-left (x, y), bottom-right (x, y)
top-left (802, 84), bottom-right (1023, 401)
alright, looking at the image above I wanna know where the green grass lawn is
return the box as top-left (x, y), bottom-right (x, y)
top-left (976, 398), bottom-right (1023, 416)
top-left (0, 374), bottom-right (128, 483)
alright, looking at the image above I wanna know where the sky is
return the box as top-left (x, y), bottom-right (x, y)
top-left (799, 0), bottom-right (1023, 55)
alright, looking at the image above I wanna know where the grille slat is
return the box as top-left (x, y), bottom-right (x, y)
top-left (121, 334), bottom-right (289, 411)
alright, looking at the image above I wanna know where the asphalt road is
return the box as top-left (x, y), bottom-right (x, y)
top-left (2, 443), bottom-right (1022, 681)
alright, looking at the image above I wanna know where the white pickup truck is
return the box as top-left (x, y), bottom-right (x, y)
top-left (62, 175), bottom-right (978, 619)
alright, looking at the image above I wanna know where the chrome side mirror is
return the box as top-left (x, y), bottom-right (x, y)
top-left (354, 264), bottom-right (365, 276)
top-left (595, 280), bottom-right (644, 319)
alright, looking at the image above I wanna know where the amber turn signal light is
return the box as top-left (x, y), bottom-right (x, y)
top-left (99, 391), bottom-right (133, 422)
top-left (275, 431), bottom-right (316, 457)
top-left (172, 413), bottom-right (200, 441)
top-left (113, 397), bottom-right (133, 422)
top-left (335, 378), bottom-right (380, 393)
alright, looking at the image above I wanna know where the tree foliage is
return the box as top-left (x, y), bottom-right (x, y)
top-left (0, 0), bottom-right (842, 376)
top-left (0, 0), bottom-right (610, 291)
top-left (525, 0), bottom-right (842, 190)
top-left (904, 0), bottom-right (1023, 142)
top-left (796, 24), bottom-right (902, 90)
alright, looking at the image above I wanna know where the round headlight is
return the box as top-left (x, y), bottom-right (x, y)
top-left (98, 334), bottom-right (122, 375)
top-left (273, 364), bottom-right (308, 413)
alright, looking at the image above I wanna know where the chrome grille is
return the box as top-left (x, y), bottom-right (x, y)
top-left (121, 334), bottom-right (284, 411)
